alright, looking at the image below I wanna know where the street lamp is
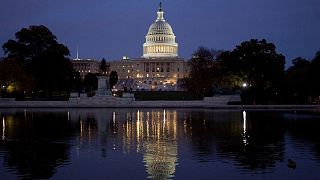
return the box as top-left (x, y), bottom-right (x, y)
top-left (242, 83), bottom-right (247, 88)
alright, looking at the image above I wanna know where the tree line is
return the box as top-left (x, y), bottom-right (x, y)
top-left (0, 25), bottom-right (117, 99)
top-left (186, 39), bottom-right (320, 104)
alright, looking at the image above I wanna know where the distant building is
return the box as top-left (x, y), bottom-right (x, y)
top-left (70, 3), bottom-right (190, 90)
top-left (71, 58), bottom-right (100, 79)
top-left (109, 3), bottom-right (189, 91)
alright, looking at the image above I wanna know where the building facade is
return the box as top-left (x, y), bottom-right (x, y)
top-left (71, 58), bottom-right (100, 79)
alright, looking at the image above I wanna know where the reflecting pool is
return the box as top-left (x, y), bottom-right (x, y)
top-left (1, 108), bottom-right (320, 179)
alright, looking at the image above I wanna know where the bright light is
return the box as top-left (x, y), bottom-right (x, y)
top-left (242, 83), bottom-right (247, 88)
top-left (7, 84), bottom-right (15, 93)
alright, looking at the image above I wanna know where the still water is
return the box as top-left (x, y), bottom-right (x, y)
top-left (0, 108), bottom-right (320, 180)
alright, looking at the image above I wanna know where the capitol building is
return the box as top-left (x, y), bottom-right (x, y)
top-left (72, 3), bottom-right (189, 91)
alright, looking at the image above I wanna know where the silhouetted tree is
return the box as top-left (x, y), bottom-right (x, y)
top-left (308, 51), bottom-right (320, 97)
top-left (232, 39), bottom-right (285, 89)
top-left (283, 57), bottom-right (310, 103)
top-left (109, 71), bottom-right (118, 89)
top-left (2, 25), bottom-right (73, 95)
top-left (219, 39), bottom-right (285, 104)
top-left (83, 73), bottom-right (98, 92)
top-left (0, 58), bottom-right (35, 97)
top-left (70, 70), bottom-right (82, 93)
top-left (282, 51), bottom-right (320, 104)
top-left (186, 47), bottom-right (216, 97)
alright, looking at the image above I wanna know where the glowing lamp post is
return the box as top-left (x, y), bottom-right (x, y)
top-left (242, 83), bottom-right (248, 88)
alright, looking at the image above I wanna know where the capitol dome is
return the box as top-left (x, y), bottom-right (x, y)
top-left (143, 3), bottom-right (178, 58)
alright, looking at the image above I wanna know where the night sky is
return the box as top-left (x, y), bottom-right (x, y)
top-left (1, 0), bottom-right (319, 67)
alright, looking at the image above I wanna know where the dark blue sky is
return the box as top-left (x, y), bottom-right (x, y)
top-left (1, 0), bottom-right (319, 67)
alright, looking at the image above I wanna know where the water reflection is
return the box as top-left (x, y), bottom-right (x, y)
top-left (0, 110), bottom-right (72, 179)
top-left (2, 117), bottom-right (5, 140)
top-left (111, 109), bottom-right (178, 179)
top-left (242, 110), bottom-right (248, 146)
top-left (1, 109), bottom-right (320, 179)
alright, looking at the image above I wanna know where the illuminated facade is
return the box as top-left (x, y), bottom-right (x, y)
top-left (110, 57), bottom-right (188, 91)
top-left (109, 3), bottom-right (189, 91)
top-left (71, 58), bottom-right (100, 79)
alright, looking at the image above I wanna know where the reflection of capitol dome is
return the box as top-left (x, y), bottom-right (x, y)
top-left (144, 142), bottom-right (178, 180)
top-left (142, 110), bottom-right (178, 180)
top-left (121, 110), bottom-right (179, 179)
top-left (143, 3), bottom-right (178, 58)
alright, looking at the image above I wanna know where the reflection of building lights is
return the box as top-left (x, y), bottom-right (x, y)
top-left (113, 112), bottom-right (116, 134)
top-left (143, 110), bottom-right (178, 179)
top-left (88, 123), bottom-right (91, 141)
top-left (24, 108), bottom-right (27, 120)
top-left (137, 110), bottom-right (142, 145)
top-left (243, 110), bottom-right (246, 132)
top-left (242, 110), bottom-right (248, 146)
top-left (2, 117), bottom-right (5, 140)
top-left (80, 119), bottom-right (83, 137)
top-left (183, 119), bottom-right (187, 134)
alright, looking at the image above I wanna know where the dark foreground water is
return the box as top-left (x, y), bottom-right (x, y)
top-left (1, 108), bottom-right (320, 180)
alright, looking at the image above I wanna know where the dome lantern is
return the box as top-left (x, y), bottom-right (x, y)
top-left (156, 2), bottom-right (164, 22)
